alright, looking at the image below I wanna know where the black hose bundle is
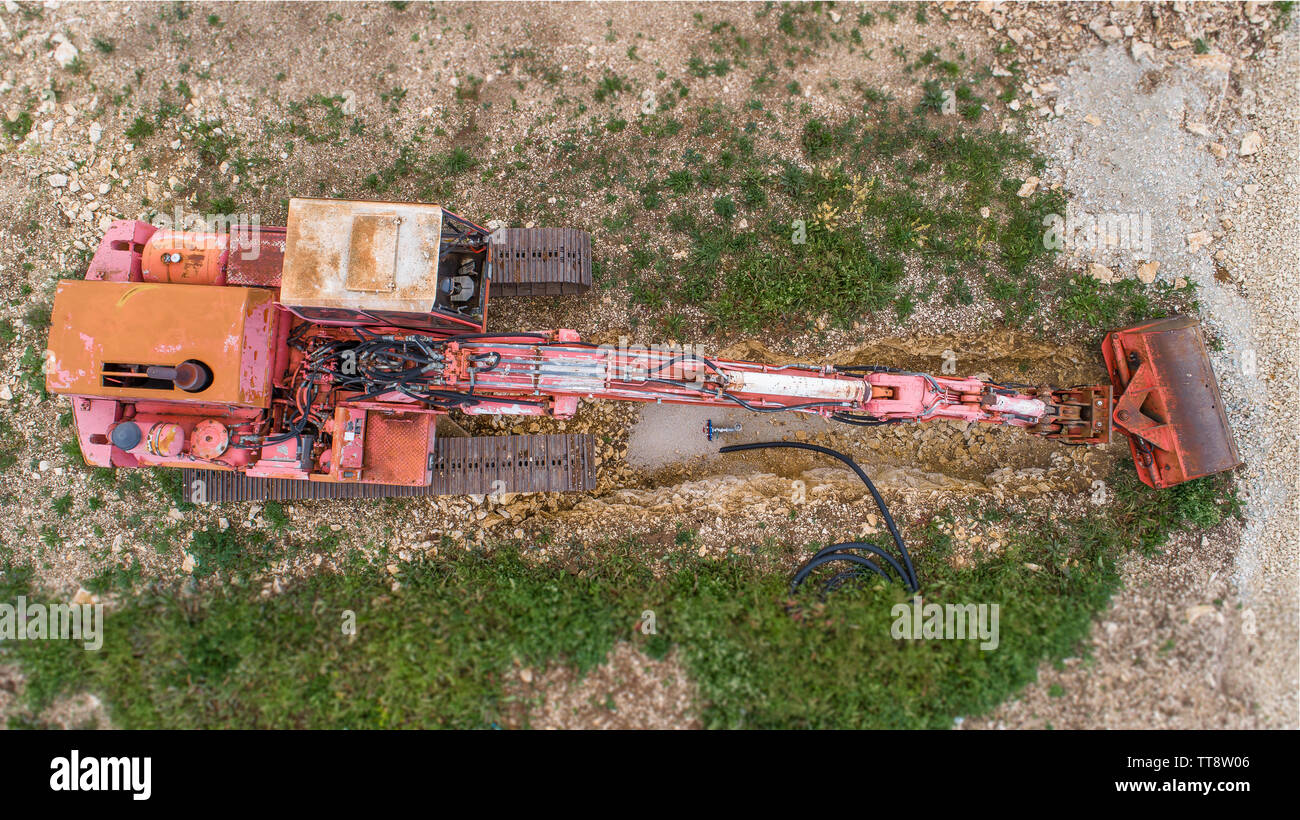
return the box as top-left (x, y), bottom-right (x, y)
top-left (718, 441), bottom-right (919, 596)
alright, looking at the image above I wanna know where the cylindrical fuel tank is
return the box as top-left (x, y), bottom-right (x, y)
top-left (140, 230), bottom-right (228, 285)
top-left (144, 422), bottom-right (186, 458)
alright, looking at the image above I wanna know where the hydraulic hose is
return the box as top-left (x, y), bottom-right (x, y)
top-left (718, 440), bottom-right (919, 593)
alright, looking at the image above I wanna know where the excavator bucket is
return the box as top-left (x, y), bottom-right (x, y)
top-left (1102, 315), bottom-right (1241, 489)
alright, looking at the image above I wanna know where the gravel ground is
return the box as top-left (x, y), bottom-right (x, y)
top-left (964, 6), bottom-right (1298, 730)
top-left (0, 1), bottom-right (1294, 729)
top-left (503, 642), bottom-right (700, 729)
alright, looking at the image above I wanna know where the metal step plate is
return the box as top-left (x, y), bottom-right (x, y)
top-left (488, 227), bottom-right (591, 297)
top-left (182, 433), bottom-right (596, 502)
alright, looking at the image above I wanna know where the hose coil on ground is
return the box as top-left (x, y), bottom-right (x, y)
top-left (718, 441), bottom-right (919, 596)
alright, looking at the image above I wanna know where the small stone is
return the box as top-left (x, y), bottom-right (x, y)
top-left (1088, 16), bottom-right (1122, 43)
top-left (1016, 176), bottom-right (1039, 197)
top-left (1191, 52), bottom-right (1231, 72)
top-left (1186, 231), bottom-right (1213, 251)
top-left (1239, 131), bottom-right (1263, 156)
top-left (182, 552), bottom-right (196, 574)
top-left (1185, 122), bottom-right (1210, 137)
top-left (1088, 262), bottom-right (1115, 283)
top-left (48, 173), bottom-right (68, 188)
top-left (1208, 142), bottom-right (1228, 159)
top-left (52, 41), bottom-right (79, 69)
top-left (1186, 604), bottom-right (1217, 624)
top-left (1083, 113), bottom-right (1102, 126)
top-left (0, 384), bottom-right (11, 401)
top-left (1130, 40), bottom-right (1155, 61)
top-left (88, 122), bottom-right (102, 143)
top-left (1243, 183), bottom-right (1260, 196)
top-left (1136, 260), bottom-right (1159, 284)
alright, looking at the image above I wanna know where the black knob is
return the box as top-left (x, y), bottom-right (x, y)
top-left (109, 421), bottom-right (142, 451)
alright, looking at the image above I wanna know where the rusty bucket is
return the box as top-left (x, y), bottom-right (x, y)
top-left (1102, 315), bottom-right (1241, 489)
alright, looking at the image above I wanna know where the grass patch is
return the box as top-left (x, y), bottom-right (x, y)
top-left (491, 38), bottom-right (1084, 333)
top-left (2, 470), bottom-right (1238, 729)
top-left (622, 104), bottom-right (1058, 333)
top-left (3, 110), bottom-right (33, 142)
top-left (1057, 275), bottom-right (1168, 329)
top-left (361, 130), bottom-right (478, 201)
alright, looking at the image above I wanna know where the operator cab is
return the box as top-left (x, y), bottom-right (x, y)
top-left (279, 197), bottom-right (490, 333)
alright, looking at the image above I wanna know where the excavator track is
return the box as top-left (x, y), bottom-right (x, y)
top-left (488, 227), bottom-right (591, 297)
top-left (182, 433), bottom-right (596, 502)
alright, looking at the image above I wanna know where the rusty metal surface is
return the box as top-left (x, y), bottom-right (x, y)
top-left (488, 227), bottom-right (591, 297)
top-left (183, 433), bottom-right (596, 501)
top-left (280, 198), bottom-right (444, 312)
top-left (225, 226), bottom-right (287, 287)
top-left (1104, 315), bottom-right (1241, 489)
top-left (140, 230), bottom-right (228, 285)
top-left (359, 410), bottom-right (433, 486)
top-left (86, 220), bottom-right (156, 282)
top-left (345, 214), bottom-right (400, 292)
top-left (45, 280), bottom-right (278, 408)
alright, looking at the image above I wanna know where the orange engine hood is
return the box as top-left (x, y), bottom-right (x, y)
top-left (45, 279), bottom-right (278, 408)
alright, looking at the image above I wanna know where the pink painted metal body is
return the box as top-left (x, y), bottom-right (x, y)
top-left (47, 208), bottom-right (1112, 492)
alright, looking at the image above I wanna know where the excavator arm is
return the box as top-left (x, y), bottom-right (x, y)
top-left (288, 327), bottom-right (1112, 445)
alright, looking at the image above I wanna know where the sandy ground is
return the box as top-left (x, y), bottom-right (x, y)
top-left (0, 2), bottom-right (1294, 729)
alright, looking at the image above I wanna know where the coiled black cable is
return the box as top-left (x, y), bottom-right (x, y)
top-left (718, 441), bottom-right (919, 594)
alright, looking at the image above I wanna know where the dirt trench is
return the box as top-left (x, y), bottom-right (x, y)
top-left (457, 330), bottom-right (1119, 558)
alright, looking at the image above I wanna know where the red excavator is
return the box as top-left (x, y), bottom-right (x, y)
top-left (43, 198), bottom-right (1240, 502)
